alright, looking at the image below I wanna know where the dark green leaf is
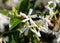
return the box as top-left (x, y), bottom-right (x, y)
top-left (17, 0), bottom-right (29, 13)
top-left (10, 18), bottom-right (21, 30)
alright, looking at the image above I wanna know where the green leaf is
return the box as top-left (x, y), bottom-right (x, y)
top-left (31, 37), bottom-right (38, 43)
top-left (10, 18), bottom-right (21, 30)
top-left (11, 35), bottom-right (16, 43)
top-left (17, 0), bottom-right (29, 13)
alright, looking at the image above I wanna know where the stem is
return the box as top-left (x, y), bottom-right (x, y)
top-left (2, 30), bottom-right (19, 36)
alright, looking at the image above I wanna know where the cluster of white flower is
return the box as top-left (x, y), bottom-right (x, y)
top-left (19, 9), bottom-right (49, 37)
top-left (20, 9), bottom-right (41, 37)
top-left (19, 0), bottom-right (60, 43)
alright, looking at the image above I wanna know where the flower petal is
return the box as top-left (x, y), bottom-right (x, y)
top-left (39, 26), bottom-right (48, 33)
top-left (20, 28), bottom-right (27, 33)
top-left (22, 18), bottom-right (29, 22)
top-left (20, 12), bottom-right (28, 18)
top-left (30, 28), bottom-right (41, 37)
top-left (28, 9), bottom-right (33, 16)
top-left (24, 28), bottom-right (29, 36)
top-left (30, 18), bottom-right (37, 27)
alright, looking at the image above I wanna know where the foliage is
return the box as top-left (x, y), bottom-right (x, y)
top-left (0, 0), bottom-right (60, 43)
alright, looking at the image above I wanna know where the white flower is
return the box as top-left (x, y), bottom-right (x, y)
top-left (19, 9), bottom-right (41, 37)
top-left (3, 36), bottom-right (9, 42)
top-left (45, 5), bottom-right (54, 14)
top-left (20, 9), bottom-right (33, 22)
top-left (20, 8), bottom-right (51, 37)
top-left (23, 22), bottom-right (41, 37)
top-left (20, 21), bottom-right (41, 37)
top-left (0, 13), bottom-right (9, 32)
top-left (20, 9), bottom-right (37, 27)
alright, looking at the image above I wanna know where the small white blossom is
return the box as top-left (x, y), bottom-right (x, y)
top-left (3, 36), bottom-right (9, 42)
top-left (0, 13), bottom-right (9, 32)
top-left (20, 9), bottom-right (41, 37)
top-left (20, 9), bottom-right (37, 27)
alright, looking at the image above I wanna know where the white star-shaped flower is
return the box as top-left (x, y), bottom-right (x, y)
top-left (20, 9), bottom-right (41, 37)
top-left (20, 9), bottom-right (50, 37)
top-left (20, 9), bottom-right (37, 27)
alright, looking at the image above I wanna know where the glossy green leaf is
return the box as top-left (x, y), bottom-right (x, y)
top-left (10, 18), bottom-right (21, 30)
top-left (17, 0), bottom-right (29, 13)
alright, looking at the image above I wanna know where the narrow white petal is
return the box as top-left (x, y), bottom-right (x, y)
top-left (24, 29), bottom-right (29, 36)
top-left (30, 15), bottom-right (37, 18)
top-left (39, 27), bottom-right (48, 33)
top-left (28, 9), bottom-right (33, 16)
top-left (30, 18), bottom-right (37, 27)
top-left (20, 28), bottom-right (26, 33)
top-left (20, 12), bottom-right (28, 18)
top-left (30, 28), bottom-right (41, 37)
top-left (22, 18), bottom-right (29, 22)
top-left (36, 31), bottom-right (41, 37)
